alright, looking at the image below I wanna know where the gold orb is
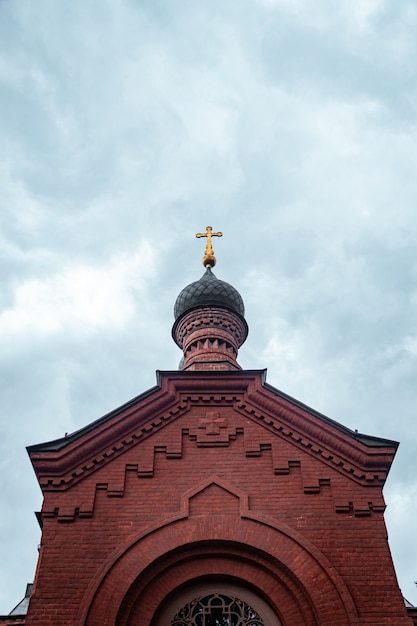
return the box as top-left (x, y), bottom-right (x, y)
top-left (203, 254), bottom-right (216, 268)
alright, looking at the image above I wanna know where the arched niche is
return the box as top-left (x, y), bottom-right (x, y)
top-left (80, 514), bottom-right (357, 626)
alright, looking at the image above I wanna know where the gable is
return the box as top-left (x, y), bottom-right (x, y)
top-left (28, 369), bottom-right (398, 498)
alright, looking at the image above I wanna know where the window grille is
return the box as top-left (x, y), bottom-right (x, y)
top-left (171, 592), bottom-right (264, 626)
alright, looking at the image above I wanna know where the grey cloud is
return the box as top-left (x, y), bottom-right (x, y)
top-left (1, 0), bottom-right (417, 611)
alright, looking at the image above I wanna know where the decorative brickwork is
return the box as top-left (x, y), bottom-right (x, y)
top-left (173, 307), bottom-right (248, 370)
top-left (23, 370), bottom-right (413, 625)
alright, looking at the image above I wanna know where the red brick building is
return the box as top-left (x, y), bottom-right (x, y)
top-left (1, 250), bottom-right (415, 625)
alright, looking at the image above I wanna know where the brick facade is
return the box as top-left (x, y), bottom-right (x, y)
top-left (17, 369), bottom-right (412, 625)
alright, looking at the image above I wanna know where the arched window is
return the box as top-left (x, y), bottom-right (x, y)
top-left (153, 582), bottom-right (281, 626)
top-left (171, 591), bottom-right (264, 625)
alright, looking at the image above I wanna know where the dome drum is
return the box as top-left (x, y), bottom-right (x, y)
top-left (174, 308), bottom-right (248, 350)
top-left (181, 326), bottom-right (240, 354)
top-left (175, 308), bottom-right (246, 370)
top-left (173, 308), bottom-right (247, 371)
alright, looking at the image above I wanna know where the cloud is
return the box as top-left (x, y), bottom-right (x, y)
top-left (0, 241), bottom-right (157, 341)
top-left (385, 481), bottom-right (417, 599)
top-left (1, 0), bottom-right (417, 612)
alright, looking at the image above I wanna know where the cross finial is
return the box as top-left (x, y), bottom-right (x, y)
top-left (196, 226), bottom-right (223, 268)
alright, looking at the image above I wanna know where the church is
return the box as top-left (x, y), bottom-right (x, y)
top-left (1, 228), bottom-right (415, 625)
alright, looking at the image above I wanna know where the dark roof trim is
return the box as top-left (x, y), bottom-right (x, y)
top-left (26, 368), bottom-right (398, 455)
top-left (27, 379), bottom-right (162, 454)
top-left (262, 378), bottom-right (399, 450)
top-left (7, 584), bottom-right (32, 616)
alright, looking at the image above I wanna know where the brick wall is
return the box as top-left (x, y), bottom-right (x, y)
top-left (25, 371), bottom-right (413, 626)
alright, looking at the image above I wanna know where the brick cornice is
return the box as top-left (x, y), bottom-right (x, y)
top-left (28, 375), bottom-right (189, 490)
top-left (237, 375), bottom-right (397, 486)
top-left (28, 370), bottom-right (398, 491)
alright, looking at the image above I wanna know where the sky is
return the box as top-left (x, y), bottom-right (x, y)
top-left (1, 0), bottom-right (417, 612)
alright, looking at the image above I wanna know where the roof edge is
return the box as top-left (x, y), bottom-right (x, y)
top-left (26, 375), bottom-right (163, 454)
top-left (26, 368), bottom-right (398, 458)
top-left (262, 379), bottom-right (399, 450)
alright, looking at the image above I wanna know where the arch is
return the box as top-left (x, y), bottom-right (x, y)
top-left (116, 542), bottom-right (311, 626)
top-left (153, 581), bottom-right (282, 626)
top-left (79, 512), bottom-right (357, 626)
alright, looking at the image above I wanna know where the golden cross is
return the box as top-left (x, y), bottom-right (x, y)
top-left (196, 226), bottom-right (222, 267)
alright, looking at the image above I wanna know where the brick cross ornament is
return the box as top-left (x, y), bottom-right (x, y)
top-left (188, 410), bottom-right (235, 447)
top-left (198, 411), bottom-right (227, 435)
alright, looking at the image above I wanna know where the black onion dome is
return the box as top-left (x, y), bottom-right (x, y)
top-left (174, 268), bottom-right (245, 321)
